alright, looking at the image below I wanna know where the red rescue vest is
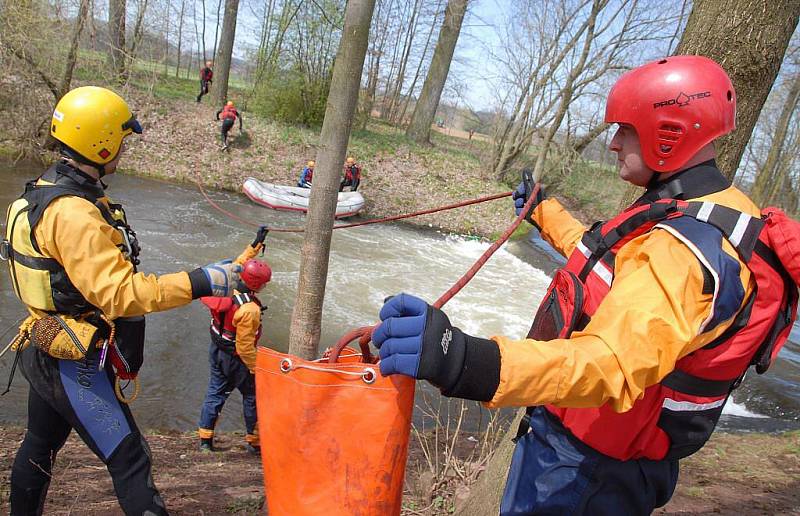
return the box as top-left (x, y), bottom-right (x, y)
top-left (344, 165), bottom-right (360, 182)
top-left (202, 293), bottom-right (263, 354)
top-left (221, 105), bottom-right (238, 121)
top-left (527, 199), bottom-right (799, 461)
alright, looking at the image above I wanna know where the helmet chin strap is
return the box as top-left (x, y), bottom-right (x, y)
top-left (60, 144), bottom-right (115, 180)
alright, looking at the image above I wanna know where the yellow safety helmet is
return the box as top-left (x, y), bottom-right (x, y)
top-left (226, 101), bottom-right (234, 107)
top-left (346, 157), bottom-right (355, 165)
top-left (51, 86), bottom-right (142, 167)
top-left (307, 160), bottom-right (315, 167)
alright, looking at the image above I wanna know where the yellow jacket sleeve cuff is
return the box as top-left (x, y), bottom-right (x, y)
top-left (532, 198), bottom-right (586, 258)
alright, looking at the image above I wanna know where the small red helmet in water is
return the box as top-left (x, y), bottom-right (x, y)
top-left (604, 55), bottom-right (736, 173)
top-left (241, 259), bottom-right (272, 291)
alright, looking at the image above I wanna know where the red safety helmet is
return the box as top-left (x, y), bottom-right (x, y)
top-left (241, 259), bottom-right (272, 291)
top-left (604, 55), bottom-right (736, 172)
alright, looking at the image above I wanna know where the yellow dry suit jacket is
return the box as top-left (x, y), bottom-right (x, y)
top-left (485, 169), bottom-right (758, 413)
top-left (5, 162), bottom-right (194, 321)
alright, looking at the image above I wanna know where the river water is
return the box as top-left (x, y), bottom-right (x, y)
top-left (0, 162), bottom-right (798, 433)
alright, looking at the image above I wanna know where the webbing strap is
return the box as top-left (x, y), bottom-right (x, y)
top-left (682, 202), bottom-right (764, 262)
top-left (661, 369), bottom-right (737, 397)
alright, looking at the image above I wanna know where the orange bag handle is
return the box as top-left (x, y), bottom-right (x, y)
top-left (327, 325), bottom-right (377, 364)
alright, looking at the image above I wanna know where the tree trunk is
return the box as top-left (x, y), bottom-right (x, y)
top-left (676, 0), bottom-right (800, 179)
top-left (201, 0), bottom-right (207, 61)
top-left (287, 0), bottom-right (376, 360)
top-left (751, 72), bottom-right (800, 205)
top-left (175, 0), bottom-right (186, 77)
top-left (398, 0), bottom-right (442, 125)
top-left (571, 121), bottom-right (609, 155)
top-left (405, 0), bottom-right (467, 144)
top-left (59, 0), bottom-right (90, 99)
top-left (213, 0), bottom-right (222, 61)
top-left (108, 0), bottom-right (127, 82)
top-left (212, 0), bottom-right (240, 106)
top-left (619, 0), bottom-right (800, 208)
top-left (128, 0), bottom-right (149, 66)
top-left (531, 0), bottom-right (604, 182)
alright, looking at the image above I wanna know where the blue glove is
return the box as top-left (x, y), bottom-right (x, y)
top-left (512, 176), bottom-right (545, 226)
top-left (373, 293), bottom-right (501, 400)
top-left (199, 259), bottom-right (242, 297)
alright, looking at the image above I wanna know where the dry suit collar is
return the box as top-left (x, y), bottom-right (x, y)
top-left (47, 161), bottom-right (106, 198)
top-left (637, 160), bottom-right (729, 205)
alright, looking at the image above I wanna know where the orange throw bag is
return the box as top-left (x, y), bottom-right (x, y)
top-left (255, 343), bottom-right (415, 515)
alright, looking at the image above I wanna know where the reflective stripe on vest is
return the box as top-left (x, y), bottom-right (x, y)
top-left (528, 199), bottom-right (786, 461)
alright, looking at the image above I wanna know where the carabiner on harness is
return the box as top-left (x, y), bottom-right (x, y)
top-left (0, 239), bottom-right (10, 261)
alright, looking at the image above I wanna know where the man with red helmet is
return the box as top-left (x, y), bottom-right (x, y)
top-left (372, 56), bottom-right (793, 513)
top-left (198, 227), bottom-right (271, 454)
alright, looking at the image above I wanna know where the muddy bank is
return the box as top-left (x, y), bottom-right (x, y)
top-left (0, 426), bottom-right (797, 515)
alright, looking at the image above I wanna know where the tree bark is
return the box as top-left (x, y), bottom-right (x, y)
top-left (674, 0), bottom-right (800, 179)
top-left (405, 0), bottom-right (468, 144)
top-left (212, 0), bottom-right (240, 106)
top-left (287, 0), bottom-right (376, 360)
top-left (212, 0), bottom-right (222, 61)
top-left (619, 0), bottom-right (800, 209)
top-left (58, 0), bottom-right (90, 99)
top-left (108, 0), bottom-right (127, 82)
top-left (751, 71), bottom-right (800, 205)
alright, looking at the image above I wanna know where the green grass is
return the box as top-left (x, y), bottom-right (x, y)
top-left (73, 49), bottom-right (250, 103)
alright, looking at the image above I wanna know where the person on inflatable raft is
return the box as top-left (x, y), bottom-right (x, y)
top-left (374, 56), bottom-right (800, 514)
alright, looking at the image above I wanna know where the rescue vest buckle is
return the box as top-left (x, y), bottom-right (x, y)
top-left (0, 239), bottom-right (9, 261)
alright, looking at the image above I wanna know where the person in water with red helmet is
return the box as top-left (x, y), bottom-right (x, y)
top-left (198, 227), bottom-right (271, 454)
top-left (215, 100), bottom-right (242, 150)
top-left (373, 56), bottom-right (800, 514)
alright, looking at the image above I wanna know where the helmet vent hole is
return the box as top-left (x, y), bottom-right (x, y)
top-left (660, 144), bottom-right (673, 153)
top-left (658, 59), bottom-right (668, 64)
top-left (727, 90), bottom-right (733, 101)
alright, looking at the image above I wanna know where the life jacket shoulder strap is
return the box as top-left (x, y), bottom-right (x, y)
top-left (233, 293), bottom-right (253, 307)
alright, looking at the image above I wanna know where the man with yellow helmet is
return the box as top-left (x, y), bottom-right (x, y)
top-left (3, 86), bottom-right (253, 515)
top-left (297, 160), bottom-right (315, 188)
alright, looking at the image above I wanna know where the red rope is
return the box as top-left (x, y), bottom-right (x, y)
top-left (327, 184), bottom-right (541, 363)
top-left (193, 170), bottom-right (540, 363)
top-left (193, 171), bottom-right (512, 233)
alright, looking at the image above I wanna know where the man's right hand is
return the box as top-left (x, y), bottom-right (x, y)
top-left (193, 259), bottom-right (242, 297)
top-left (252, 226), bottom-right (269, 248)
